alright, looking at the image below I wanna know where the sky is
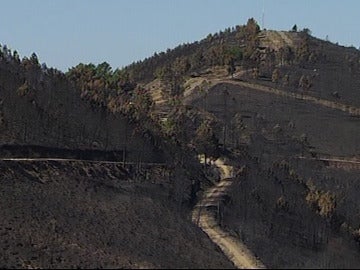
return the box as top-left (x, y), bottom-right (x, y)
top-left (0, 0), bottom-right (359, 71)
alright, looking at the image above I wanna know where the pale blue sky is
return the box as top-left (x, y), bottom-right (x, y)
top-left (1, 0), bottom-right (358, 71)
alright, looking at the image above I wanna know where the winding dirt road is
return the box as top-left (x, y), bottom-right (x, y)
top-left (192, 159), bottom-right (266, 269)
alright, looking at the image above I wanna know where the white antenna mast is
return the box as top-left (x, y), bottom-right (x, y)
top-left (262, 0), bottom-right (265, 30)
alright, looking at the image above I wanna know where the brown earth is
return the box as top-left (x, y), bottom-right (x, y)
top-left (192, 160), bottom-right (265, 269)
top-left (0, 160), bottom-right (233, 269)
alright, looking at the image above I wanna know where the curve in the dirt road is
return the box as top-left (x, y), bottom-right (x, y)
top-left (192, 159), bottom-right (266, 269)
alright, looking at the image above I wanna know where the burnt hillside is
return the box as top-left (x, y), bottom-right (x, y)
top-left (0, 53), bottom-right (163, 163)
top-left (0, 160), bottom-right (233, 269)
top-left (0, 43), bottom-right (228, 268)
top-left (1, 18), bottom-right (360, 269)
top-left (120, 19), bottom-right (360, 109)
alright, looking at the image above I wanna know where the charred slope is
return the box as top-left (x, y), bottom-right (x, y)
top-left (0, 160), bottom-right (233, 269)
top-left (223, 160), bottom-right (360, 269)
top-left (185, 80), bottom-right (360, 267)
top-left (252, 31), bottom-right (360, 108)
top-left (0, 46), bottom-right (223, 269)
top-left (189, 82), bottom-right (360, 157)
top-left (122, 21), bottom-right (360, 269)
top-left (0, 144), bottom-right (126, 162)
top-left (0, 45), bottom-right (215, 209)
top-left (123, 22), bottom-right (360, 109)
top-left (0, 58), bottom-right (162, 163)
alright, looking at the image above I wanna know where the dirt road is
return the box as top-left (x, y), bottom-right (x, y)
top-left (297, 156), bottom-right (360, 170)
top-left (219, 79), bottom-right (360, 116)
top-left (0, 157), bottom-right (165, 166)
top-left (192, 159), bottom-right (266, 269)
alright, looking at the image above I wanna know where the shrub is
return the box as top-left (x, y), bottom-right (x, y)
top-left (17, 82), bottom-right (30, 97)
top-left (272, 68), bottom-right (280, 83)
top-left (306, 182), bottom-right (336, 218)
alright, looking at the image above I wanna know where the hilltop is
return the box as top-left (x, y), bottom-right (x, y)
top-left (122, 18), bottom-right (360, 268)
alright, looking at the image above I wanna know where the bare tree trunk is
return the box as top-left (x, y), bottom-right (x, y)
top-left (23, 121), bottom-right (27, 143)
top-left (122, 146), bottom-right (126, 167)
top-left (223, 87), bottom-right (229, 150)
top-left (105, 131), bottom-right (109, 151)
top-left (138, 139), bottom-right (145, 178)
top-left (123, 121), bottom-right (128, 167)
top-left (204, 152), bottom-right (207, 169)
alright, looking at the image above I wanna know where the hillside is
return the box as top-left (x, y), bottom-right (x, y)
top-left (0, 160), bottom-right (232, 268)
top-left (1, 18), bottom-right (360, 269)
top-left (0, 55), bottom-right (159, 162)
top-left (130, 19), bottom-right (360, 268)
top-left (0, 43), bottom-right (223, 268)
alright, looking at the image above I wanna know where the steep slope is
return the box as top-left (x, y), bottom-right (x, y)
top-left (188, 80), bottom-right (360, 157)
top-left (0, 45), bottom-right (221, 268)
top-left (0, 160), bottom-right (233, 269)
top-left (185, 74), bottom-right (360, 268)
top-left (126, 22), bottom-right (360, 110)
top-left (222, 158), bottom-right (360, 269)
top-left (0, 57), bottom-right (163, 163)
top-left (255, 30), bottom-right (360, 108)
top-left (128, 21), bottom-right (360, 268)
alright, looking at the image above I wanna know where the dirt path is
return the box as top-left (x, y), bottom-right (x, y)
top-left (192, 159), bottom-right (265, 269)
top-left (277, 31), bottom-right (295, 47)
top-left (0, 157), bottom-right (166, 166)
top-left (182, 71), bottom-right (360, 117)
top-left (298, 156), bottom-right (360, 164)
top-left (297, 156), bottom-right (360, 170)
top-left (214, 79), bottom-right (360, 117)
